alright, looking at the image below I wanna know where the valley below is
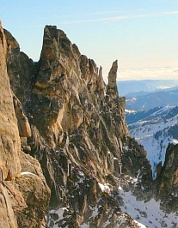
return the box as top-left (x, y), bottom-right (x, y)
top-left (125, 82), bottom-right (178, 179)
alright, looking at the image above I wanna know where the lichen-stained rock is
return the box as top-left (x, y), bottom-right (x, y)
top-left (0, 21), bottom-right (21, 181)
top-left (155, 143), bottom-right (178, 212)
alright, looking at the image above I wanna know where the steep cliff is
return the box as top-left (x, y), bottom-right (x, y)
top-left (1, 23), bottom-right (177, 227)
top-left (0, 21), bottom-right (50, 228)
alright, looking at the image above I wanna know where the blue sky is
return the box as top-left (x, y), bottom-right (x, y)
top-left (1, 0), bottom-right (178, 80)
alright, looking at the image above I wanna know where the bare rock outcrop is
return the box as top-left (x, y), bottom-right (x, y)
top-left (0, 21), bottom-right (21, 181)
top-left (0, 22), bottom-right (50, 227)
top-left (14, 152), bottom-right (50, 228)
top-left (108, 59), bottom-right (118, 90)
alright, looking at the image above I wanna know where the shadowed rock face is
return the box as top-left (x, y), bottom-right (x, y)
top-left (1, 23), bottom-right (177, 227)
top-left (155, 143), bottom-right (178, 212)
top-left (4, 29), bottom-right (34, 104)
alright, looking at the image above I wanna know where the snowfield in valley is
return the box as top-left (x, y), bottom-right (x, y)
top-left (128, 106), bottom-right (178, 178)
top-left (119, 185), bottom-right (178, 228)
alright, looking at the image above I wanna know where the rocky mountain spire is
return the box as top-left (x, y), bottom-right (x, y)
top-left (107, 60), bottom-right (119, 100)
top-left (108, 60), bottom-right (118, 89)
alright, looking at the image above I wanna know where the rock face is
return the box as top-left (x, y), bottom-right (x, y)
top-left (1, 22), bottom-right (177, 227)
top-left (0, 21), bottom-right (21, 182)
top-left (4, 28), bottom-right (34, 104)
top-left (0, 22), bottom-right (50, 227)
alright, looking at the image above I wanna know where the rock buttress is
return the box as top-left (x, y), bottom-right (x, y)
top-left (0, 22), bottom-right (50, 228)
top-left (0, 21), bottom-right (21, 182)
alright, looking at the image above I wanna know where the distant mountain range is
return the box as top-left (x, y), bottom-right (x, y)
top-left (126, 87), bottom-right (178, 111)
top-left (117, 80), bottom-right (178, 97)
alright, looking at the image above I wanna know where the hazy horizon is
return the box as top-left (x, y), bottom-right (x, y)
top-left (1, 0), bottom-right (178, 81)
top-left (118, 66), bottom-right (178, 81)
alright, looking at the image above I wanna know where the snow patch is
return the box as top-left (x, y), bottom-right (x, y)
top-left (126, 109), bottom-right (137, 113)
top-left (47, 207), bottom-right (69, 228)
top-left (134, 220), bottom-right (147, 228)
top-left (81, 223), bottom-right (89, 228)
top-left (21, 171), bottom-right (36, 176)
top-left (98, 183), bottom-right (111, 194)
top-left (172, 138), bottom-right (178, 144)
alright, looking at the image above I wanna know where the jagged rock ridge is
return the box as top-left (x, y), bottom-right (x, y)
top-left (0, 23), bottom-right (177, 227)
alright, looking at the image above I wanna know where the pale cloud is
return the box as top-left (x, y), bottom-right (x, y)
top-left (118, 67), bottom-right (178, 81)
top-left (162, 10), bottom-right (178, 15)
top-left (52, 10), bottom-right (125, 18)
top-left (58, 10), bottom-right (178, 24)
top-left (104, 10), bottom-right (178, 23)
top-left (58, 16), bottom-right (127, 24)
top-left (100, 67), bottom-right (178, 83)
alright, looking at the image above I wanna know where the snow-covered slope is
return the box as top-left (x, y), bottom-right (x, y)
top-left (128, 106), bottom-right (178, 178)
top-left (119, 185), bottom-right (178, 228)
top-left (48, 176), bottom-right (178, 228)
